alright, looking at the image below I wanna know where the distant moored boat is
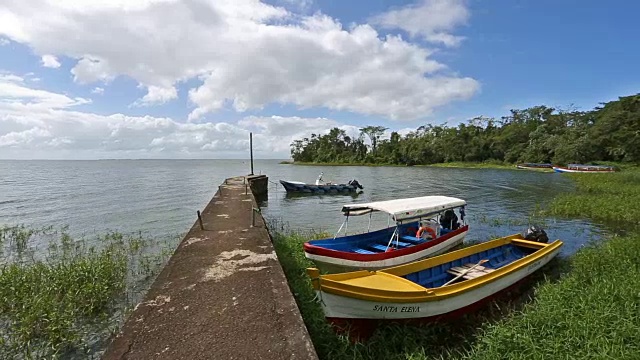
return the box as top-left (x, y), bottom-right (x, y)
top-left (552, 164), bottom-right (617, 173)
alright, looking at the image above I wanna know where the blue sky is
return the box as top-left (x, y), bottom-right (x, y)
top-left (0, 0), bottom-right (638, 159)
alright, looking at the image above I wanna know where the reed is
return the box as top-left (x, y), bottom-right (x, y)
top-left (425, 161), bottom-right (515, 170)
top-left (546, 168), bottom-right (640, 228)
top-left (0, 225), bottom-right (177, 358)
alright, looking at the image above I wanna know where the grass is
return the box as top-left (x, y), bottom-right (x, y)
top-left (269, 165), bottom-right (640, 360)
top-left (282, 160), bottom-right (517, 169)
top-left (462, 166), bottom-right (640, 359)
top-left (461, 232), bottom-right (640, 359)
top-left (425, 161), bottom-right (515, 170)
top-left (546, 169), bottom-right (640, 228)
top-left (0, 225), bottom-right (177, 358)
top-left (283, 161), bottom-right (413, 167)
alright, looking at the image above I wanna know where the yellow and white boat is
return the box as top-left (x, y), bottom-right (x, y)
top-left (307, 230), bottom-right (562, 334)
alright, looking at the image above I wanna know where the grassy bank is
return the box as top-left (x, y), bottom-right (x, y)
top-left (280, 161), bottom-right (411, 167)
top-left (0, 226), bottom-right (177, 358)
top-left (425, 161), bottom-right (515, 170)
top-left (464, 167), bottom-right (640, 359)
top-left (270, 167), bottom-right (640, 359)
top-left (280, 160), bottom-right (516, 170)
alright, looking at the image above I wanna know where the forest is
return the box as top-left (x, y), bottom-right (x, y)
top-left (289, 94), bottom-right (640, 165)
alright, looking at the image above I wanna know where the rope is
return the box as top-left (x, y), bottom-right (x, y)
top-left (310, 277), bottom-right (325, 305)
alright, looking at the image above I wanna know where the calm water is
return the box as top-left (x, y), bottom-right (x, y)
top-left (0, 160), bottom-right (603, 256)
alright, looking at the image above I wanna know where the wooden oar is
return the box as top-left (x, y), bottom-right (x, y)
top-left (442, 259), bottom-right (488, 286)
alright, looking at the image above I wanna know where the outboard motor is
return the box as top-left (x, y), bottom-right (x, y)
top-left (522, 225), bottom-right (549, 243)
top-left (348, 179), bottom-right (364, 189)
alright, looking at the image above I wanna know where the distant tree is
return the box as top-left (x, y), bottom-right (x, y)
top-left (289, 93), bottom-right (640, 165)
top-left (359, 126), bottom-right (388, 153)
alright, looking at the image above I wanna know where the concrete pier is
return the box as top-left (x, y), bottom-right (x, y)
top-left (102, 175), bottom-right (318, 360)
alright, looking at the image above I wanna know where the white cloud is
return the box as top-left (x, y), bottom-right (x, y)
top-left (41, 54), bottom-right (61, 68)
top-left (276, 0), bottom-right (314, 12)
top-left (0, 37), bottom-right (9, 46)
top-left (371, 0), bottom-right (470, 47)
top-left (91, 87), bottom-right (104, 95)
top-left (134, 85), bottom-right (178, 106)
top-left (0, 0), bottom-right (478, 121)
top-left (0, 75), bottom-right (363, 159)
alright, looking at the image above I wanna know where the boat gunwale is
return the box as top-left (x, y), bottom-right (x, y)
top-left (303, 225), bottom-right (469, 262)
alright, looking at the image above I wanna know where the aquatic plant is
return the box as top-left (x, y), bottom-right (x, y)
top-left (0, 225), bottom-right (178, 359)
top-left (547, 169), bottom-right (640, 228)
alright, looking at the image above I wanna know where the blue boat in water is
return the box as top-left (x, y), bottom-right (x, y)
top-left (279, 172), bottom-right (363, 194)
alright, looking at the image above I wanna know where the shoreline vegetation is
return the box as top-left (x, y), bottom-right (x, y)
top-left (0, 226), bottom-right (178, 358)
top-left (286, 94), bottom-right (639, 168)
top-left (280, 160), bottom-right (522, 170)
top-left (270, 166), bottom-right (640, 359)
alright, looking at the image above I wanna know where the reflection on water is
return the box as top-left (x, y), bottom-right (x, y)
top-left (0, 160), bottom-right (604, 257)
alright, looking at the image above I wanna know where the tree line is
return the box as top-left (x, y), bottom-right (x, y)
top-left (290, 94), bottom-right (640, 165)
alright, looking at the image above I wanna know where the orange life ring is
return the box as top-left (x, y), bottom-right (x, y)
top-left (416, 226), bottom-right (436, 239)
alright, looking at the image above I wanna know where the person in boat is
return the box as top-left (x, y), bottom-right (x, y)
top-left (440, 209), bottom-right (460, 231)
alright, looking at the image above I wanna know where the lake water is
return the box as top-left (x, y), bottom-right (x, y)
top-left (0, 159), bottom-right (604, 256)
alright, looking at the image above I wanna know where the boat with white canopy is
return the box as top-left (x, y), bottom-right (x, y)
top-left (303, 196), bottom-right (469, 273)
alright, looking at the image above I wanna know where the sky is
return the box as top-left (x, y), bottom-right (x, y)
top-left (0, 0), bottom-right (639, 160)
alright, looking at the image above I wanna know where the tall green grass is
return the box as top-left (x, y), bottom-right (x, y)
top-left (462, 232), bottom-right (640, 359)
top-left (547, 170), bottom-right (640, 227)
top-left (0, 225), bottom-right (177, 358)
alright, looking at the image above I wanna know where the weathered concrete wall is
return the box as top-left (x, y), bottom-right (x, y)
top-left (102, 175), bottom-right (318, 360)
top-left (247, 174), bottom-right (268, 197)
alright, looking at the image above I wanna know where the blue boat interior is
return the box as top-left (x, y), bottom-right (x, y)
top-left (401, 243), bottom-right (538, 287)
top-left (308, 221), bottom-right (457, 254)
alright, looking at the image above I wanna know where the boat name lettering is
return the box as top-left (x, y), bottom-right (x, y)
top-left (373, 305), bottom-right (398, 312)
top-left (372, 305), bottom-right (420, 313)
top-left (401, 306), bottom-right (420, 313)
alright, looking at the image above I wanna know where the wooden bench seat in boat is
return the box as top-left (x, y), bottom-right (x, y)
top-left (446, 263), bottom-right (496, 280)
top-left (400, 235), bottom-right (423, 244)
top-left (368, 241), bottom-right (413, 252)
top-left (352, 248), bottom-right (376, 254)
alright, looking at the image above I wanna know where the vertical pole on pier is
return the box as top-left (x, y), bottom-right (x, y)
top-left (197, 210), bottom-right (204, 230)
top-left (250, 132), bottom-right (254, 176)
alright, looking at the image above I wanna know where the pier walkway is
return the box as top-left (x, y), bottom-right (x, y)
top-left (102, 175), bottom-right (318, 360)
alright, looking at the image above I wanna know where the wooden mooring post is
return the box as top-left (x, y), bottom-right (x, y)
top-left (197, 210), bottom-right (204, 230)
top-left (249, 132), bottom-right (254, 176)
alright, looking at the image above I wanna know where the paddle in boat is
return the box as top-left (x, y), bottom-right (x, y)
top-left (303, 196), bottom-right (469, 273)
top-left (306, 226), bottom-right (562, 339)
top-left (279, 172), bottom-right (364, 194)
top-left (553, 164), bottom-right (617, 173)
